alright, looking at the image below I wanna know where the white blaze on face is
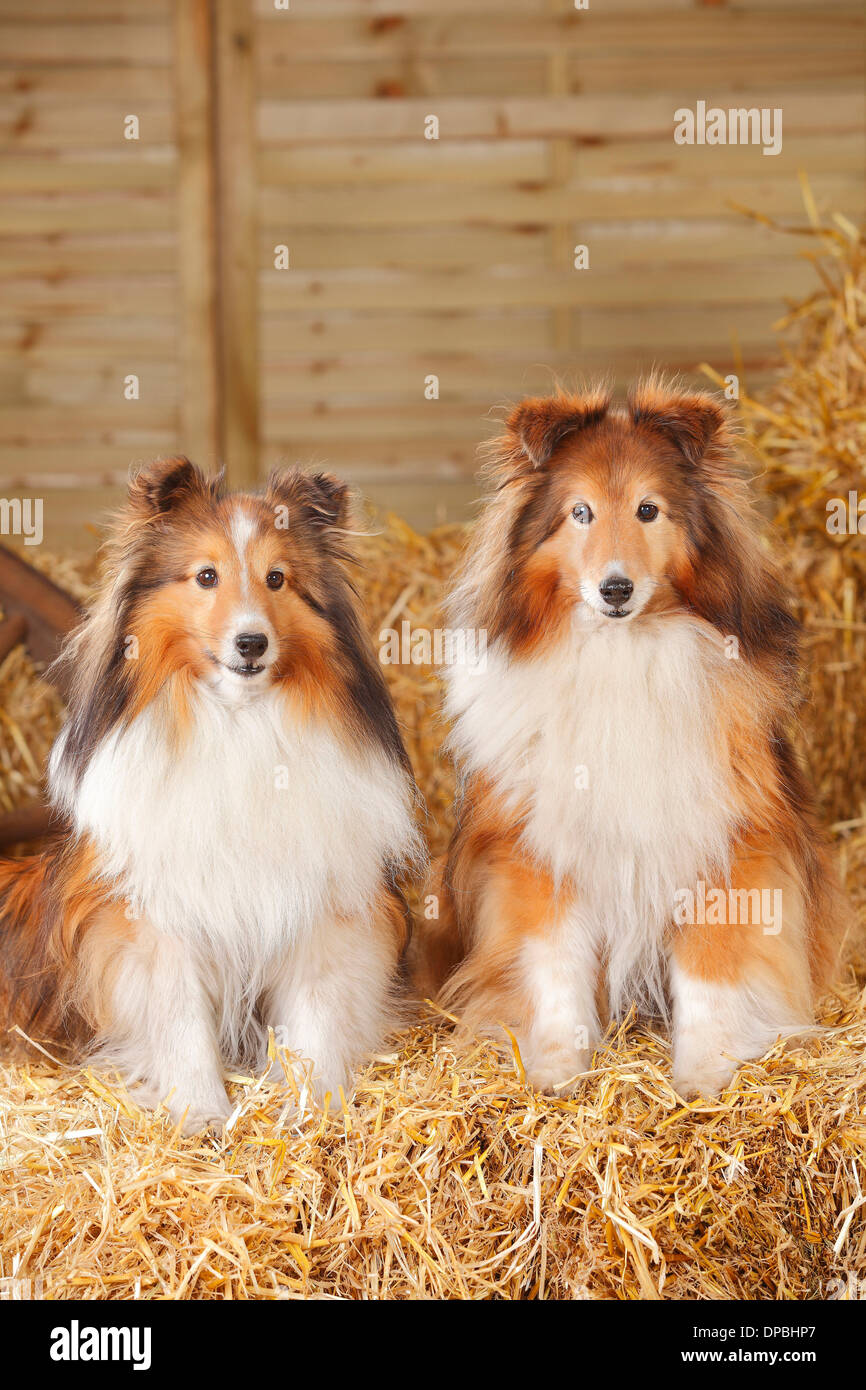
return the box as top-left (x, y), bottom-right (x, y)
top-left (212, 505), bottom-right (277, 699)
top-left (230, 506), bottom-right (256, 591)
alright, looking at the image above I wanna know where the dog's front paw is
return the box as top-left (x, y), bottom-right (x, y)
top-left (524, 1045), bottom-right (590, 1096)
top-left (314, 1071), bottom-right (352, 1111)
top-left (127, 1077), bottom-right (233, 1135)
top-left (179, 1108), bottom-right (231, 1139)
top-left (672, 1051), bottom-right (737, 1100)
top-left (171, 1091), bottom-right (233, 1138)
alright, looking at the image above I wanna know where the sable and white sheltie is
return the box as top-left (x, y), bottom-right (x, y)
top-left (0, 459), bottom-right (421, 1132)
top-left (413, 379), bottom-right (846, 1097)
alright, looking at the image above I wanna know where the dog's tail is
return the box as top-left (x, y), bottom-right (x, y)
top-left (0, 851), bottom-right (63, 1045)
top-left (0, 844), bottom-right (99, 1053)
top-left (406, 853), bottom-right (467, 1002)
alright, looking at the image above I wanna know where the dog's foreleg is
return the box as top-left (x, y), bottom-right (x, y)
top-left (517, 912), bottom-right (601, 1094)
top-left (262, 899), bottom-right (404, 1106)
top-left (670, 844), bottom-right (813, 1098)
top-left (442, 856), bottom-right (601, 1094)
top-left (83, 914), bottom-right (231, 1135)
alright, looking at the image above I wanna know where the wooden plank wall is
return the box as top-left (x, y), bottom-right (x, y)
top-left (0, 0), bottom-right (864, 542)
top-left (0, 0), bottom-right (198, 544)
top-left (254, 0), bottom-right (865, 520)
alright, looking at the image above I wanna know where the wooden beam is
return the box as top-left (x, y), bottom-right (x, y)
top-left (0, 543), bottom-right (81, 673)
top-left (213, 0), bottom-right (260, 487)
top-left (174, 0), bottom-right (219, 472)
top-left (0, 613), bottom-right (27, 666)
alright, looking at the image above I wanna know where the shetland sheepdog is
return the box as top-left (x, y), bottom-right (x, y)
top-left (0, 459), bottom-right (422, 1132)
top-left (413, 379), bottom-right (846, 1097)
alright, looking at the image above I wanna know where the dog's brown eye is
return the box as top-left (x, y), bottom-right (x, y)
top-left (637, 503), bottom-right (659, 522)
top-left (196, 567), bottom-right (218, 588)
top-left (572, 503), bottom-right (594, 525)
top-left (266, 570), bottom-right (284, 590)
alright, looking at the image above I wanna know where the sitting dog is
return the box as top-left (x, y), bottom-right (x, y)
top-left (413, 380), bottom-right (846, 1097)
top-left (0, 459), bottom-right (421, 1132)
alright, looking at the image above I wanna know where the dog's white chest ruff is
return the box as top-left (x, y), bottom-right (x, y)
top-left (52, 687), bottom-right (416, 959)
top-left (448, 617), bottom-right (737, 1009)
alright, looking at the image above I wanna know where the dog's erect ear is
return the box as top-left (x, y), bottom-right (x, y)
top-left (508, 389), bottom-right (611, 468)
top-left (128, 456), bottom-right (211, 515)
top-left (267, 469), bottom-right (350, 529)
top-left (628, 382), bottom-right (729, 466)
top-left (308, 471), bottom-right (350, 528)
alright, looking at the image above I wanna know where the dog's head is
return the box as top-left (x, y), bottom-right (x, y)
top-left (54, 461), bottom-right (411, 786)
top-left (456, 379), bottom-right (796, 666)
top-left (110, 459), bottom-right (352, 703)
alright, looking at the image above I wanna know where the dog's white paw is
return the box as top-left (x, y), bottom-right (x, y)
top-left (524, 1046), bottom-right (590, 1096)
top-left (673, 1052), bottom-right (737, 1100)
top-left (314, 1072), bottom-right (352, 1111)
top-left (127, 1078), bottom-right (233, 1134)
top-left (170, 1090), bottom-right (233, 1137)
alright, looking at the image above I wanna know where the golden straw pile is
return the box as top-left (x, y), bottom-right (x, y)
top-left (1, 213), bottom-right (865, 1301)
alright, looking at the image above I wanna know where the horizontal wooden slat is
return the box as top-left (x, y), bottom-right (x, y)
top-left (263, 0), bottom-right (863, 14)
top-left (259, 139), bottom-right (548, 186)
top-left (261, 312), bottom-right (552, 355)
top-left (0, 448), bottom-right (150, 482)
top-left (574, 133), bottom-right (866, 179)
top-left (572, 52), bottom-right (865, 94)
top-left (255, 53), bottom-right (866, 101)
top-left (257, 260), bottom-right (819, 313)
top-left (0, 0), bottom-right (170, 17)
top-left (259, 225), bottom-right (552, 271)
top-left (0, 318), bottom-right (176, 353)
top-left (258, 133), bottom-right (866, 186)
top-left (255, 12), bottom-right (863, 62)
top-left (0, 234), bottom-right (175, 276)
top-left (0, 405), bottom-right (176, 442)
top-left (0, 68), bottom-right (174, 102)
top-left (0, 23), bottom-right (172, 65)
top-left (258, 59), bottom-right (549, 102)
top-left (259, 91), bottom-right (866, 143)
top-left (0, 155), bottom-right (175, 194)
top-left (263, 402), bottom-right (511, 444)
top-left (263, 358), bottom-right (557, 404)
top-left (0, 195), bottom-right (174, 234)
top-left (259, 175), bottom-right (864, 230)
top-left (0, 103), bottom-right (174, 148)
top-left (0, 277), bottom-right (177, 317)
top-left (254, 0), bottom-right (666, 14)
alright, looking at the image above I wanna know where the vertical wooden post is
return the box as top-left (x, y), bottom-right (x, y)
top-left (174, 0), bottom-right (219, 471)
top-left (548, 0), bottom-right (575, 360)
top-left (213, 0), bottom-right (260, 487)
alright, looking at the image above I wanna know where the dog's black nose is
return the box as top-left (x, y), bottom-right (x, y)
top-left (235, 632), bottom-right (268, 661)
top-left (599, 575), bottom-right (633, 607)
